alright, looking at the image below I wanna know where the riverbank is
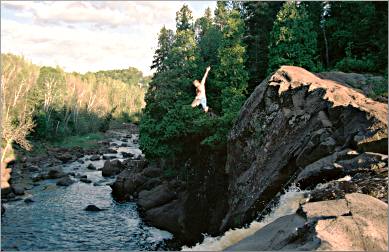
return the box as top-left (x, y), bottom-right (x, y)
top-left (1, 122), bottom-right (172, 250)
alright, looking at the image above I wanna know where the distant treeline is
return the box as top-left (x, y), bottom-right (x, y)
top-left (139, 1), bottom-right (388, 176)
top-left (1, 53), bottom-right (147, 161)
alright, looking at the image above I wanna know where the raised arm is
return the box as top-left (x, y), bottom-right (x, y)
top-left (200, 66), bottom-right (211, 86)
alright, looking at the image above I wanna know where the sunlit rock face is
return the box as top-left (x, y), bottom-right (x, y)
top-left (221, 66), bottom-right (387, 231)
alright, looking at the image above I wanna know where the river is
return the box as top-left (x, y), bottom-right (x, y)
top-left (1, 131), bottom-right (172, 251)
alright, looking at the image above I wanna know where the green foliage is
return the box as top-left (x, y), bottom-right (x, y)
top-left (92, 67), bottom-right (149, 87)
top-left (51, 132), bottom-right (104, 149)
top-left (1, 53), bottom-right (146, 146)
top-left (151, 26), bottom-right (174, 72)
top-left (334, 43), bottom-right (375, 73)
top-left (140, 3), bottom-right (248, 163)
top-left (176, 4), bottom-right (194, 32)
top-left (326, 1), bottom-right (388, 74)
top-left (268, 1), bottom-right (320, 74)
top-left (242, 1), bottom-right (283, 92)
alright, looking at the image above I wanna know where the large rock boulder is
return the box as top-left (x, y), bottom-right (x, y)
top-left (56, 176), bottom-right (75, 186)
top-left (225, 193), bottom-right (388, 251)
top-left (316, 71), bottom-right (387, 101)
top-left (47, 167), bottom-right (67, 179)
top-left (101, 160), bottom-right (124, 177)
top-left (138, 184), bottom-right (177, 210)
top-left (221, 66), bottom-right (387, 231)
top-left (144, 194), bottom-right (187, 236)
top-left (56, 152), bottom-right (74, 163)
top-left (111, 169), bottom-right (147, 200)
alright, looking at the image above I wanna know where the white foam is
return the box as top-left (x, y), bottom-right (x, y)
top-left (146, 227), bottom-right (173, 242)
top-left (182, 184), bottom-right (308, 251)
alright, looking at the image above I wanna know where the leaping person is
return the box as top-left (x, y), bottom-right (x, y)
top-left (191, 66), bottom-right (210, 112)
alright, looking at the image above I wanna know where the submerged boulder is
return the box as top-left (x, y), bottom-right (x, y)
top-left (84, 205), bottom-right (104, 211)
top-left (47, 167), bottom-right (67, 179)
top-left (56, 176), bottom-right (75, 186)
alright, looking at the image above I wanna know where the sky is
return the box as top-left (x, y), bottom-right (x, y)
top-left (1, 1), bottom-right (217, 76)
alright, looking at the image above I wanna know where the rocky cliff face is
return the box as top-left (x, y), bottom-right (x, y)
top-left (221, 66), bottom-right (387, 231)
top-left (112, 66), bottom-right (388, 249)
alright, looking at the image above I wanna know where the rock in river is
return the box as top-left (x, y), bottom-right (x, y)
top-left (90, 155), bottom-right (100, 161)
top-left (87, 163), bottom-right (96, 170)
top-left (47, 168), bottom-right (67, 179)
top-left (102, 160), bottom-right (124, 177)
top-left (11, 184), bottom-right (25, 195)
top-left (84, 204), bottom-right (104, 211)
top-left (80, 177), bottom-right (92, 184)
top-left (56, 176), bottom-right (75, 186)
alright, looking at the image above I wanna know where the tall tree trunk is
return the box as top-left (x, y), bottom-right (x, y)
top-left (322, 25), bottom-right (330, 68)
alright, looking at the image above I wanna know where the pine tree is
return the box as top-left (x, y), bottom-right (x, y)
top-left (140, 4), bottom-right (199, 160)
top-left (267, 1), bottom-right (319, 74)
top-left (242, 1), bottom-right (283, 92)
top-left (203, 5), bottom-right (248, 146)
top-left (176, 4), bottom-right (194, 32)
top-left (151, 26), bottom-right (174, 73)
top-left (326, 1), bottom-right (388, 73)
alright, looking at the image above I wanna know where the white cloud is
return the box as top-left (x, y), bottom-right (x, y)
top-left (1, 1), bottom-right (216, 75)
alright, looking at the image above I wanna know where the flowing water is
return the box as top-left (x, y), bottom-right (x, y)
top-left (182, 185), bottom-right (308, 251)
top-left (1, 132), bottom-right (172, 251)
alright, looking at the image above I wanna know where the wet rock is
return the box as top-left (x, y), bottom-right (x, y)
top-left (139, 178), bottom-right (162, 191)
top-left (24, 185), bottom-right (34, 190)
top-left (225, 193), bottom-right (388, 251)
top-left (225, 214), bottom-right (310, 251)
top-left (1, 204), bottom-right (5, 216)
top-left (124, 159), bottom-right (148, 171)
top-left (102, 159), bottom-right (124, 177)
top-left (84, 205), bottom-right (104, 211)
top-left (80, 178), bottom-right (92, 183)
top-left (28, 165), bottom-right (39, 172)
top-left (6, 192), bottom-right (16, 199)
top-left (110, 143), bottom-right (118, 147)
top-left (75, 174), bottom-right (87, 179)
top-left (87, 163), bottom-right (96, 170)
top-left (32, 173), bottom-right (45, 182)
top-left (98, 140), bottom-right (110, 145)
top-left (90, 155), bottom-right (101, 161)
top-left (141, 166), bottom-right (162, 178)
top-left (103, 155), bottom-right (116, 160)
top-left (56, 176), bottom-right (75, 186)
top-left (138, 184), bottom-right (176, 211)
top-left (47, 168), bottom-right (66, 179)
top-left (12, 184), bottom-right (25, 195)
top-left (121, 152), bottom-right (134, 158)
top-left (111, 170), bottom-right (147, 200)
top-left (56, 153), bottom-right (74, 163)
top-left (133, 139), bottom-right (139, 144)
top-left (107, 148), bottom-right (118, 154)
top-left (24, 198), bottom-right (35, 203)
top-left (144, 197), bottom-right (185, 236)
top-left (77, 159), bottom-right (85, 164)
top-left (1, 186), bottom-right (12, 196)
top-left (120, 143), bottom-right (128, 147)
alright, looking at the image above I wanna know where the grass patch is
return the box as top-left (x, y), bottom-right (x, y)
top-left (51, 132), bottom-right (105, 149)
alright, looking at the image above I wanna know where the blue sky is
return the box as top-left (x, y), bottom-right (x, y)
top-left (1, 1), bottom-right (217, 75)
